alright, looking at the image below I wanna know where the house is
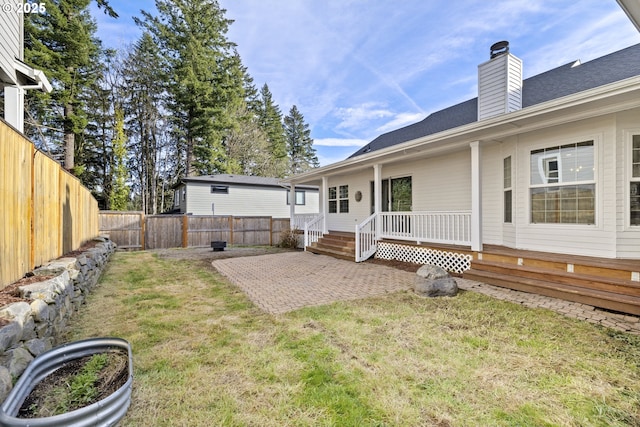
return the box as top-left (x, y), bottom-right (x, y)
top-left (284, 37), bottom-right (640, 313)
top-left (0, 0), bottom-right (51, 132)
top-left (173, 174), bottom-right (319, 222)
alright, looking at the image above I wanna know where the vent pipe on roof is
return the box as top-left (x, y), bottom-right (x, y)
top-left (478, 41), bottom-right (523, 121)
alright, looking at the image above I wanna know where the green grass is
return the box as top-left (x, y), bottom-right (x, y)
top-left (65, 251), bottom-right (640, 426)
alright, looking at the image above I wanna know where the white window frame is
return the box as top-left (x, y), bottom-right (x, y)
top-left (628, 130), bottom-right (640, 227)
top-left (529, 140), bottom-right (596, 225)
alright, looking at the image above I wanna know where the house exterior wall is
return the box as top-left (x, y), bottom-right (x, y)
top-left (616, 109), bottom-right (640, 258)
top-left (0, 2), bottom-right (21, 84)
top-left (511, 115), bottom-right (618, 257)
top-left (182, 182), bottom-right (319, 217)
top-left (326, 170), bottom-right (373, 231)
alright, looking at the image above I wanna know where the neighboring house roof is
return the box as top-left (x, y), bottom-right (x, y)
top-left (177, 174), bottom-right (318, 190)
top-left (350, 43), bottom-right (640, 158)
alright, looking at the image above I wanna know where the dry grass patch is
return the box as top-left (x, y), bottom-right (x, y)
top-left (64, 251), bottom-right (640, 426)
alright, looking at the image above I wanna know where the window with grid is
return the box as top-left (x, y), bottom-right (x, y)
top-left (530, 141), bottom-right (595, 224)
top-left (339, 185), bottom-right (349, 213)
top-left (504, 156), bottom-right (512, 223)
top-left (328, 187), bottom-right (337, 213)
top-left (632, 135), bottom-right (640, 226)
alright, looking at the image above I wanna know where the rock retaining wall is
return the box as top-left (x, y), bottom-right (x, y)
top-left (0, 236), bottom-right (116, 401)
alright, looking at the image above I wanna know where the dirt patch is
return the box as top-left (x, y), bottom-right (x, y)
top-left (18, 350), bottom-right (129, 418)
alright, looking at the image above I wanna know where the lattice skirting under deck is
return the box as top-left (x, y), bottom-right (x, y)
top-left (374, 241), bottom-right (473, 274)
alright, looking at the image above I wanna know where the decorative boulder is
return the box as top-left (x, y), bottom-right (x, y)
top-left (414, 264), bottom-right (458, 297)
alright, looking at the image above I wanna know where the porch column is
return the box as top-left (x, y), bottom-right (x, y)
top-left (289, 183), bottom-right (296, 229)
top-left (470, 140), bottom-right (482, 251)
top-left (322, 176), bottom-right (328, 233)
top-left (373, 164), bottom-right (382, 240)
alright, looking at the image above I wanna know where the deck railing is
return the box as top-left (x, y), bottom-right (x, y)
top-left (355, 211), bottom-right (471, 262)
top-left (379, 211), bottom-right (471, 246)
top-left (292, 214), bottom-right (319, 231)
top-left (303, 214), bottom-right (324, 249)
top-left (355, 213), bottom-right (378, 262)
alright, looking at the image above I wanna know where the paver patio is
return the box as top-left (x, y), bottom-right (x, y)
top-left (212, 251), bottom-right (640, 334)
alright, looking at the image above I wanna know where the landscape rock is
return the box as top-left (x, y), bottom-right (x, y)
top-left (415, 264), bottom-right (458, 297)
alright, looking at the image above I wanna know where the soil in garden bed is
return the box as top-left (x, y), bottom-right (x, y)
top-left (18, 350), bottom-right (129, 419)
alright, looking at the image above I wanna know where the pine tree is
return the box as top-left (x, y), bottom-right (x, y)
top-left (24, 0), bottom-right (115, 173)
top-left (136, 0), bottom-right (245, 177)
top-left (258, 84), bottom-right (288, 177)
top-left (284, 105), bottom-right (319, 175)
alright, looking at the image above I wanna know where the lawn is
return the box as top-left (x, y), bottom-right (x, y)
top-left (64, 250), bottom-right (640, 426)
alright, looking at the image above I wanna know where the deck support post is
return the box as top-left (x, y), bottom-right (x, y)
top-left (470, 141), bottom-right (482, 252)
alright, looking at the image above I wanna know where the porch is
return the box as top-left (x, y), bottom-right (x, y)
top-left (298, 212), bottom-right (640, 316)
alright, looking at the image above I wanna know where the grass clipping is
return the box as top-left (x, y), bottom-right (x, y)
top-left (19, 351), bottom-right (128, 418)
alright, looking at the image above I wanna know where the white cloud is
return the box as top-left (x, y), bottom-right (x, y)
top-left (334, 103), bottom-right (394, 131)
top-left (313, 138), bottom-right (369, 147)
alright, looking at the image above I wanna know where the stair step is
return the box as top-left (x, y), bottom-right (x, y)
top-left (306, 245), bottom-right (355, 261)
top-left (469, 260), bottom-right (640, 297)
top-left (464, 269), bottom-right (640, 316)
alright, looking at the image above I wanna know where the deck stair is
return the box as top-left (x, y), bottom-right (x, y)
top-left (464, 246), bottom-right (640, 316)
top-left (306, 231), bottom-right (356, 261)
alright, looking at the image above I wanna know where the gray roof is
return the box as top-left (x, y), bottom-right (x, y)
top-left (350, 43), bottom-right (640, 158)
top-left (180, 174), bottom-right (318, 190)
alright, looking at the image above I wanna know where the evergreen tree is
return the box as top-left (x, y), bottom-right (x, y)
top-left (284, 105), bottom-right (319, 175)
top-left (110, 108), bottom-right (129, 209)
top-left (258, 84), bottom-right (287, 177)
top-left (122, 33), bottom-right (170, 214)
top-left (136, 0), bottom-right (245, 177)
top-left (24, 0), bottom-right (115, 173)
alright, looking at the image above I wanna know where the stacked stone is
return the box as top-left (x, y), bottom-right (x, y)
top-left (0, 236), bottom-right (116, 401)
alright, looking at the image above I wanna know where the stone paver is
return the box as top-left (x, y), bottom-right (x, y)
top-left (212, 252), bottom-right (640, 334)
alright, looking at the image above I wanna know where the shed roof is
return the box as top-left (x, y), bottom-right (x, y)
top-left (179, 174), bottom-right (318, 190)
top-left (350, 43), bottom-right (640, 158)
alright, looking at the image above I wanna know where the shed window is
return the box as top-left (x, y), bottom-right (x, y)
top-left (504, 156), bottom-right (512, 223)
top-left (211, 185), bottom-right (229, 194)
top-left (287, 190), bottom-right (306, 205)
top-left (530, 141), bottom-right (595, 224)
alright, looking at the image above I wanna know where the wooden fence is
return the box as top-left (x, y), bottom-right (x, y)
top-left (1, 119), bottom-right (99, 289)
top-left (99, 212), bottom-right (291, 250)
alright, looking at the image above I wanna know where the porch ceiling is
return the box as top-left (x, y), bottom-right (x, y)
top-left (287, 77), bottom-right (640, 185)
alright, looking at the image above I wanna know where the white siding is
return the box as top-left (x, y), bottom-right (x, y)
top-left (478, 53), bottom-right (522, 121)
top-left (616, 109), bottom-right (640, 258)
top-left (513, 116), bottom-right (618, 257)
top-left (184, 182), bottom-right (318, 217)
top-left (0, 1), bottom-right (21, 84)
top-left (326, 170), bottom-right (372, 232)
top-left (480, 142), bottom-right (504, 245)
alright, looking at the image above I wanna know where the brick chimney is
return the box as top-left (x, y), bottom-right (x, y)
top-left (477, 41), bottom-right (523, 121)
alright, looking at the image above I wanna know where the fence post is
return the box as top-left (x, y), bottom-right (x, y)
top-left (229, 216), bottom-right (234, 245)
top-left (140, 213), bottom-right (146, 251)
top-left (269, 217), bottom-right (273, 246)
top-left (29, 145), bottom-right (35, 270)
top-left (182, 215), bottom-right (188, 248)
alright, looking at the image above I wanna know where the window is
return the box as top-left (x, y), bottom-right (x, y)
top-left (328, 187), bottom-right (337, 213)
top-left (504, 156), bottom-right (512, 223)
top-left (287, 190), bottom-right (306, 205)
top-left (631, 135), bottom-right (640, 226)
top-left (339, 185), bottom-right (349, 213)
top-left (211, 185), bottom-right (229, 194)
top-left (530, 141), bottom-right (595, 224)
top-left (328, 185), bottom-right (348, 213)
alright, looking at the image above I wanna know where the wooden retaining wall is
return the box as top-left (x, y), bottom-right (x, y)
top-left (0, 119), bottom-right (99, 289)
top-left (99, 212), bottom-right (291, 250)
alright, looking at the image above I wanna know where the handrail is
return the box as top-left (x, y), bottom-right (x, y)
top-left (303, 214), bottom-right (324, 249)
top-left (355, 213), bottom-right (378, 262)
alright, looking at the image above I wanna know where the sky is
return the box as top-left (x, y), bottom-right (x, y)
top-left (92, 0), bottom-right (640, 166)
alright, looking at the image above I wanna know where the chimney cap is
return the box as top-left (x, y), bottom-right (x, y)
top-left (490, 41), bottom-right (509, 59)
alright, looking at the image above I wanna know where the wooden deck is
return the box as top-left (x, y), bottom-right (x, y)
top-left (310, 235), bottom-right (640, 316)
